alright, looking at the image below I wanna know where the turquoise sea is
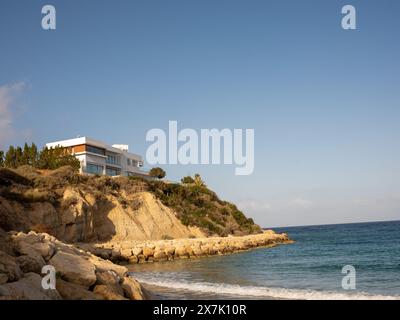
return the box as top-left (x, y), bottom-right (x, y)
top-left (129, 221), bottom-right (400, 300)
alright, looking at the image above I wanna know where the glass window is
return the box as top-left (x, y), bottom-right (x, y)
top-left (85, 163), bottom-right (103, 175)
top-left (127, 158), bottom-right (131, 166)
top-left (107, 154), bottom-right (118, 165)
top-left (106, 167), bottom-right (120, 176)
top-left (86, 145), bottom-right (105, 155)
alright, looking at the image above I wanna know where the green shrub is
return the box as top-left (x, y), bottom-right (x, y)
top-left (181, 176), bottom-right (194, 184)
top-left (2, 143), bottom-right (80, 172)
top-left (37, 146), bottom-right (80, 171)
top-left (149, 167), bottom-right (166, 179)
top-left (145, 176), bottom-right (261, 236)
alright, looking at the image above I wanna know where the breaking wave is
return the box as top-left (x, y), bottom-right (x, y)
top-left (131, 273), bottom-right (399, 300)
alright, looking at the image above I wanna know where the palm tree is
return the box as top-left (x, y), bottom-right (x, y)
top-left (193, 174), bottom-right (206, 187)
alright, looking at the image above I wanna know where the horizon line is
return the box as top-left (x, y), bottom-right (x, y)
top-left (264, 218), bottom-right (400, 230)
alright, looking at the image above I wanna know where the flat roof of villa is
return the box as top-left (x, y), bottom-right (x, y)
top-left (46, 137), bottom-right (143, 160)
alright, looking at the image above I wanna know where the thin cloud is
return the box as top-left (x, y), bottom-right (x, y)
top-left (289, 197), bottom-right (314, 209)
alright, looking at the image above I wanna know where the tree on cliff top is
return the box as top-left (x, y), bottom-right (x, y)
top-left (4, 143), bottom-right (38, 168)
top-left (4, 146), bottom-right (17, 168)
top-left (37, 146), bottom-right (80, 171)
top-left (22, 142), bottom-right (38, 166)
top-left (0, 150), bottom-right (4, 167)
top-left (181, 174), bottom-right (206, 187)
top-left (1, 143), bottom-right (80, 171)
top-left (149, 167), bottom-right (166, 180)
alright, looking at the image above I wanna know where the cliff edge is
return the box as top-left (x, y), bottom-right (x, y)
top-left (0, 165), bottom-right (292, 300)
top-left (0, 166), bottom-right (260, 242)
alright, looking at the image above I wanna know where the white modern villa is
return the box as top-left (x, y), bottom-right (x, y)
top-left (46, 137), bottom-right (149, 177)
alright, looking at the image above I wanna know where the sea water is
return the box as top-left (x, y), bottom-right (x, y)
top-left (128, 221), bottom-right (400, 300)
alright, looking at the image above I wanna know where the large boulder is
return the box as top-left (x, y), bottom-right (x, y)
top-left (95, 271), bottom-right (124, 296)
top-left (13, 238), bottom-right (48, 274)
top-left (56, 279), bottom-right (102, 300)
top-left (49, 251), bottom-right (96, 288)
top-left (93, 285), bottom-right (127, 300)
top-left (0, 272), bottom-right (61, 300)
top-left (142, 247), bottom-right (154, 259)
top-left (120, 248), bottom-right (133, 259)
top-left (128, 256), bottom-right (138, 264)
top-left (30, 242), bottom-right (55, 261)
top-left (174, 245), bottom-right (189, 258)
top-left (0, 274), bottom-right (8, 285)
top-left (192, 245), bottom-right (204, 256)
top-left (121, 276), bottom-right (149, 300)
top-left (131, 247), bottom-right (142, 256)
top-left (86, 255), bottom-right (127, 278)
top-left (0, 228), bottom-right (15, 255)
top-left (16, 254), bottom-right (45, 274)
top-left (153, 248), bottom-right (167, 261)
top-left (0, 251), bottom-right (22, 283)
top-left (164, 245), bottom-right (175, 257)
top-left (184, 245), bottom-right (194, 257)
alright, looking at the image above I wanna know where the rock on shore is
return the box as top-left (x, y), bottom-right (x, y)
top-left (0, 229), bottom-right (291, 300)
top-left (77, 230), bottom-right (293, 264)
top-left (0, 230), bottom-right (148, 300)
top-left (0, 167), bottom-right (294, 300)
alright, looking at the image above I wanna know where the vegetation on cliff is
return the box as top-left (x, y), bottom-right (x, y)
top-left (148, 167), bottom-right (166, 180)
top-left (0, 143), bottom-right (80, 171)
top-left (0, 166), bottom-right (261, 238)
top-left (146, 176), bottom-right (261, 236)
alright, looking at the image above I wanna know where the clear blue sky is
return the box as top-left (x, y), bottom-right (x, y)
top-left (1, 0), bottom-right (400, 227)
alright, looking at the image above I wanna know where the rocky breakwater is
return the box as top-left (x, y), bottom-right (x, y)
top-left (0, 230), bottom-right (148, 300)
top-left (79, 230), bottom-right (293, 264)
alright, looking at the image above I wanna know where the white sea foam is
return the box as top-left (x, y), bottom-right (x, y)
top-left (131, 273), bottom-right (400, 300)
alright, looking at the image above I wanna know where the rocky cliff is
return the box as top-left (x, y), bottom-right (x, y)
top-left (0, 166), bottom-right (260, 242)
top-left (0, 229), bottom-right (148, 300)
top-left (0, 165), bottom-right (292, 300)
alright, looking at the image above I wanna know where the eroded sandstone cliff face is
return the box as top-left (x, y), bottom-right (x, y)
top-left (58, 189), bottom-right (205, 242)
top-left (0, 166), bottom-right (260, 242)
top-left (0, 175), bottom-right (205, 243)
top-left (0, 166), bottom-right (292, 300)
